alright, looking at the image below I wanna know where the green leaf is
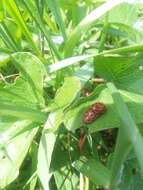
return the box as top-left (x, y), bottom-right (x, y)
top-left (0, 52), bottom-right (47, 188)
top-left (0, 52), bottom-right (45, 106)
top-left (0, 1), bottom-right (4, 22)
top-left (64, 0), bottom-right (124, 56)
top-left (0, 53), bottom-right (10, 67)
top-left (94, 54), bottom-right (143, 93)
top-left (107, 2), bottom-right (138, 27)
top-left (0, 127), bottom-right (38, 189)
top-left (64, 85), bottom-right (119, 132)
top-left (48, 55), bottom-right (94, 73)
top-left (49, 76), bottom-right (81, 110)
top-left (38, 132), bottom-right (56, 190)
top-left (38, 110), bottom-right (63, 190)
top-left (44, 0), bottom-right (67, 41)
top-left (75, 62), bottom-right (94, 86)
top-left (64, 84), bottom-right (143, 133)
top-left (3, 0), bottom-right (41, 55)
top-left (107, 82), bottom-right (143, 181)
top-left (109, 129), bottom-right (132, 189)
top-left (0, 102), bottom-right (46, 123)
top-left (0, 24), bottom-right (18, 51)
top-left (54, 167), bottom-right (78, 190)
top-left (0, 52), bottom-right (47, 122)
top-left (22, 0), bottom-right (61, 59)
top-left (73, 157), bottom-right (111, 187)
top-left (11, 52), bottom-right (46, 105)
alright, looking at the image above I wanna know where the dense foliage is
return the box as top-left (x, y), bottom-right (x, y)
top-left (1, 0), bottom-right (143, 190)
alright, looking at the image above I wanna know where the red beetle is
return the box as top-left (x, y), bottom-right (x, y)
top-left (83, 102), bottom-right (106, 124)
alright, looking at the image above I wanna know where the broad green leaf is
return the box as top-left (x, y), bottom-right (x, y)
top-left (64, 85), bottom-right (119, 132)
top-left (94, 54), bottom-right (143, 93)
top-left (64, 85), bottom-right (143, 133)
top-left (107, 3), bottom-right (138, 27)
top-left (54, 167), bottom-right (78, 190)
top-left (75, 62), bottom-right (94, 85)
top-left (49, 76), bottom-right (81, 110)
top-left (0, 52), bottom-right (47, 122)
top-left (0, 127), bottom-right (38, 189)
top-left (38, 132), bottom-right (56, 190)
top-left (0, 102), bottom-right (46, 123)
top-left (11, 52), bottom-right (46, 105)
top-left (0, 120), bottom-right (33, 140)
top-left (38, 110), bottom-right (63, 190)
top-left (0, 52), bottom-right (46, 106)
top-left (0, 52), bottom-right (47, 188)
top-left (73, 157), bottom-right (111, 187)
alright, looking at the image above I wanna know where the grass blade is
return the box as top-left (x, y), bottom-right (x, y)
top-left (3, 0), bottom-right (41, 56)
top-left (44, 0), bottom-right (67, 41)
top-left (64, 0), bottom-right (124, 56)
top-left (22, 0), bottom-right (61, 59)
top-left (107, 82), bottom-right (143, 180)
top-left (48, 54), bottom-right (94, 73)
top-left (0, 24), bottom-right (18, 51)
top-left (109, 129), bottom-right (132, 189)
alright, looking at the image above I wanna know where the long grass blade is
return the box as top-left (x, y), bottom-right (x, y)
top-left (64, 0), bottom-right (124, 56)
top-left (22, 0), bottom-right (61, 59)
top-left (44, 0), bottom-right (67, 41)
top-left (107, 82), bottom-right (143, 179)
top-left (3, 0), bottom-right (41, 56)
top-left (0, 24), bottom-right (18, 51)
top-left (109, 129), bottom-right (132, 189)
top-left (48, 54), bottom-right (94, 73)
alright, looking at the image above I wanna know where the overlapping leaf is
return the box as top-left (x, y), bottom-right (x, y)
top-left (64, 54), bottom-right (143, 133)
top-left (0, 52), bottom-right (46, 188)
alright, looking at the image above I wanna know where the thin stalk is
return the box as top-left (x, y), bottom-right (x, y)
top-left (98, 16), bottom-right (109, 53)
top-left (102, 43), bottom-right (143, 55)
top-left (44, 0), bottom-right (67, 41)
top-left (80, 173), bottom-right (84, 190)
top-left (85, 176), bottom-right (89, 190)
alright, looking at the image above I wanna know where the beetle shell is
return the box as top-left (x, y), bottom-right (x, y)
top-left (83, 102), bottom-right (106, 124)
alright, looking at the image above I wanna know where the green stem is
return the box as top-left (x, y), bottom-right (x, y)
top-left (102, 43), bottom-right (143, 55)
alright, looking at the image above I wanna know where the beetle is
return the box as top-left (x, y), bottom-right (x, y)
top-left (83, 102), bottom-right (106, 124)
